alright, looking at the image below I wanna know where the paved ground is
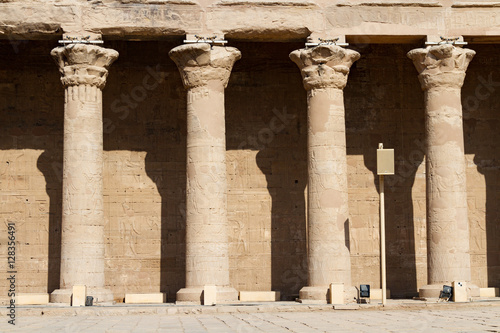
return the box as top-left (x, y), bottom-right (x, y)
top-left (2, 306), bottom-right (500, 332)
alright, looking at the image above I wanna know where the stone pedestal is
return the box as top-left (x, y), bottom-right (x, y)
top-left (169, 43), bottom-right (241, 304)
top-left (290, 45), bottom-right (360, 303)
top-left (50, 44), bottom-right (118, 304)
top-left (408, 44), bottom-right (479, 298)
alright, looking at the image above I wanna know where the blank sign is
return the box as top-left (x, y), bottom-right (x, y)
top-left (377, 149), bottom-right (395, 175)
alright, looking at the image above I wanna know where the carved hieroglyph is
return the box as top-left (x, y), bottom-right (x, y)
top-left (50, 44), bottom-right (118, 303)
top-left (408, 44), bottom-right (479, 297)
top-left (169, 43), bottom-right (241, 303)
top-left (290, 45), bottom-right (360, 303)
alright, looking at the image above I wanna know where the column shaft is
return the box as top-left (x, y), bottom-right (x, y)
top-left (50, 44), bottom-right (118, 303)
top-left (169, 43), bottom-right (241, 304)
top-left (290, 45), bottom-right (360, 303)
top-left (408, 44), bottom-right (479, 298)
top-left (61, 85), bottom-right (105, 289)
top-left (425, 87), bottom-right (470, 285)
top-left (185, 83), bottom-right (229, 288)
top-left (307, 87), bottom-right (350, 287)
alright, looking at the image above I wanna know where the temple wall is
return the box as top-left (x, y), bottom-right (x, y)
top-left (0, 39), bottom-right (498, 302)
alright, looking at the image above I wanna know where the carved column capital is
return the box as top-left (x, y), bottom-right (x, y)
top-left (289, 45), bottom-right (360, 90)
top-left (51, 44), bottom-right (119, 89)
top-left (407, 44), bottom-right (475, 90)
top-left (169, 43), bottom-right (241, 89)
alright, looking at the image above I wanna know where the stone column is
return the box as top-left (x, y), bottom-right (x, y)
top-left (50, 44), bottom-right (118, 303)
top-left (408, 44), bottom-right (479, 298)
top-left (169, 43), bottom-right (241, 304)
top-left (290, 45), bottom-right (360, 303)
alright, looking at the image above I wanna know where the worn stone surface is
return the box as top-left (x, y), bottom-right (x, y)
top-left (290, 45), bottom-right (359, 303)
top-left (125, 293), bottom-right (166, 304)
top-left (2, 305), bottom-right (500, 332)
top-left (170, 43), bottom-right (241, 303)
top-left (408, 44), bottom-right (477, 298)
top-left (50, 44), bottom-right (118, 303)
top-left (15, 293), bottom-right (50, 305)
top-left (3, 1), bottom-right (500, 42)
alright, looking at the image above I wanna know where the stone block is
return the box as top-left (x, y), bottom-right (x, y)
top-left (239, 291), bottom-right (280, 302)
top-left (72, 285), bottom-right (87, 307)
top-left (452, 281), bottom-right (467, 302)
top-left (16, 293), bottom-right (49, 305)
top-left (124, 293), bottom-right (166, 304)
top-left (203, 285), bottom-right (217, 305)
top-left (369, 289), bottom-right (391, 300)
top-left (329, 283), bottom-right (344, 304)
top-left (333, 304), bottom-right (359, 310)
top-left (479, 287), bottom-right (499, 297)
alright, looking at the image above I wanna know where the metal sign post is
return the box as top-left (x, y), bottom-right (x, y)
top-left (377, 143), bottom-right (394, 306)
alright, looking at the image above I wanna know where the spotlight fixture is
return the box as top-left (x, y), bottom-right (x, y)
top-left (85, 296), bottom-right (94, 306)
top-left (439, 285), bottom-right (453, 301)
top-left (360, 284), bottom-right (370, 298)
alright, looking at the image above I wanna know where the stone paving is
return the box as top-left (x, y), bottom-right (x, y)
top-left (2, 306), bottom-right (500, 332)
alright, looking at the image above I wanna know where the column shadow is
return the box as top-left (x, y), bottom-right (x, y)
top-left (256, 142), bottom-right (307, 300)
top-left (226, 41), bottom-right (307, 300)
top-left (346, 43), bottom-right (425, 298)
top-left (0, 39), bottom-right (64, 294)
top-left (464, 44), bottom-right (500, 289)
top-left (473, 152), bottom-right (500, 289)
top-left (104, 39), bottom-right (187, 302)
top-left (37, 150), bottom-right (63, 293)
top-left (144, 147), bottom-right (187, 302)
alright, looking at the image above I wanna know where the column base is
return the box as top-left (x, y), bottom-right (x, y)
top-left (299, 285), bottom-right (357, 304)
top-left (419, 283), bottom-right (480, 299)
top-left (50, 287), bottom-right (114, 304)
top-left (176, 286), bottom-right (238, 305)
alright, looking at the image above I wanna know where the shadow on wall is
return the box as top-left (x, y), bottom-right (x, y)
top-left (226, 41), bottom-right (308, 300)
top-left (345, 43), bottom-right (425, 298)
top-left (104, 40), bottom-right (187, 302)
top-left (464, 44), bottom-right (500, 289)
top-left (37, 151), bottom-right (63, 293)
top-left (0, 39), bottom-right (187, 302)
top-left (6, 39), bottom-right (498, 302)
top-left (0, 40), bottom-right (65, 294)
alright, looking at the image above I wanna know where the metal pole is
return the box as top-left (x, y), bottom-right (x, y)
top-left (380, 173), bottom-right (386, 306)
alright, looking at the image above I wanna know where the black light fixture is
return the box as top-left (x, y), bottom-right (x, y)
top-left (85, 296), bottom-right (94, 306)
top-left (439, 285), bottom-right (453, 300)
top-left (360, 284), bottom-right (370, 298)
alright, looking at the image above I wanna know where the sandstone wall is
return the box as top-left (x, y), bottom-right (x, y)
top-left (0, 39), bottom-right (498, 302)
top-left (3, 0), bottom-right (500, 43)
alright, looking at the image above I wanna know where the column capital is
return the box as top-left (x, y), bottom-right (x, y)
top-left (51, 44), bottom-right (119, 89)
top-left (289, 45), bottom-right (360, 91)
top-left (407, 44), bottom-right (475, 90)
top-left (169, 43), bottom-right (241, 90)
